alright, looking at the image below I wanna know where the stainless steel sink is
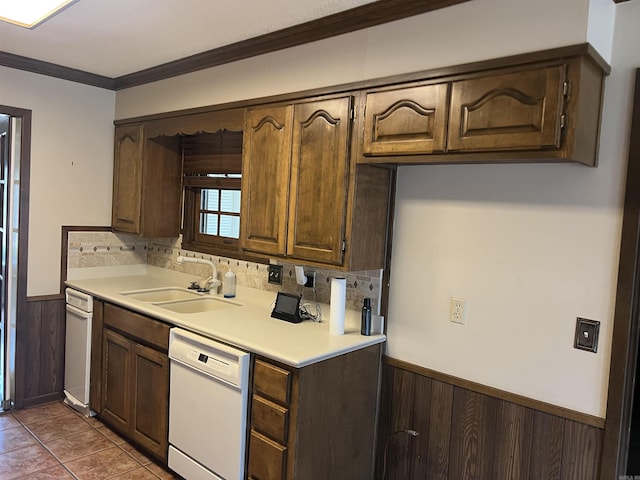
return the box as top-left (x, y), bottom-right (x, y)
top-left (120, 287), bottom-right (202, 302)
top-left (158, 296), bottom-right (241, 314)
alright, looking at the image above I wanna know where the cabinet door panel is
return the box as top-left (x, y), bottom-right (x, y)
top-left (101, 329), bottom-right (131, 434)
top-left (448, 65), bottom-right (566, 152)
top-left (363, 83), bottom-right (448, 155)
top-left (131, 343), bottom-right (169, 460)
top-left (241, 105), bottom-right (293, 256)
top-left (287, 97), bottom-right (351, 265)
top-left (112, 125), bottom-right (143, 233)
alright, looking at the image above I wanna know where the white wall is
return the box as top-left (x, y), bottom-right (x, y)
top-left (0, 68), bottom-right (115, 296)
top-left (115, 0), bottom-right (593, 119)
top-left (388, 1), bottom-right (639, 418)
top-left (106, 0), bottom-right (631, 417)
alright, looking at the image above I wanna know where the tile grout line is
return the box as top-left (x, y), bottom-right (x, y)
top-left (64, 408), bottom-right (164, 479)
top-left (9, 411), bottom-right (80, 480)
top-left (52, 410), bottom-right (151, 479)
top-left (5, 402), bottom-right (171, 479)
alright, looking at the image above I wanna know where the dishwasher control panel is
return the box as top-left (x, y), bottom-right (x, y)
top-left (168, 328), bottom-right (250, 389)
top-left (187, 348), bottom-right (234, 377)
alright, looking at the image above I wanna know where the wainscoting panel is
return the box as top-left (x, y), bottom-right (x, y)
top-left (18, 296), bottom-right (66, 408)
top-left (376, 358), bottom-right (603, 480)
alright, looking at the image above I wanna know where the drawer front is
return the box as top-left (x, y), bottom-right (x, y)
top-left (254, 359), bottom-right (292, 406)
top-left (248, 430), bottom-right (287, 480)
top-left (252, 395), bottom-right (289, 444)
top-left (104, 303), bottom-right (170, 351)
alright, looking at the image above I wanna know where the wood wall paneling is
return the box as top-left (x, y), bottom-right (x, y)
top-left (426, 380), bottom-right (453, 479)
top-left (492, 401), bottom-right (533, 479)
top-left (377, 359), bottom-right (604, 480)
top-left (449, 388), bottom-right (497, 480)
top-left (21, 297), bottom-right (66, 407)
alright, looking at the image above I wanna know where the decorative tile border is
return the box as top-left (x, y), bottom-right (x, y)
top-left (67, 232), bottom-right (147, 269)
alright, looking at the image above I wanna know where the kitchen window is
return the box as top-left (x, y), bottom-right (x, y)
top-left (198, 182), bottom-right (241, 239)
top-left (181, 131), bottom-right (244, 256)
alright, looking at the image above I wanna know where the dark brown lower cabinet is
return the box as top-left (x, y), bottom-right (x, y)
top-left (248, 343), bottom-right (383, 480)
top-left (100, 303), bottom-right (170, 461)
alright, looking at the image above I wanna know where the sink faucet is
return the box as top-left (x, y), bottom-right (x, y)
top-left (177, 256), bottom-right (221, 292)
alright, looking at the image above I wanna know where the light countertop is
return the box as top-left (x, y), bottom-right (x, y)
top-left (66, 266), bottom-right (385, 368)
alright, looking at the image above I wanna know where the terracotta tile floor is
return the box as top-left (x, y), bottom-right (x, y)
top-left (0, 402), bottom-right (180, 480)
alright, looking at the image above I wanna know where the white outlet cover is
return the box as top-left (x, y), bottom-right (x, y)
top-left (450, 297), bottom-right (466, 324)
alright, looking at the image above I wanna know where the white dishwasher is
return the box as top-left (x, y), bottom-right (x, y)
top-left (168, 328), bottom-right (250, 480)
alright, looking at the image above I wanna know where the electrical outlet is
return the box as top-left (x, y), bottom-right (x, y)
top-left (268, 264), bottom-right (283, 285)
top-left (304, 271), bottom-right (316, 288)
top-left (450, 297), bottom-right (466, 324)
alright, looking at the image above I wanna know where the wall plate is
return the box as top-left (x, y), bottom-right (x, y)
top-left (574, 317), bottom-right (600, 353)
top-left (268, 264), bottom-right (283, 285)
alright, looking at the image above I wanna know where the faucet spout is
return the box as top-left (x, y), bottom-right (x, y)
top-left (177, 256), bottom-right (220, 291)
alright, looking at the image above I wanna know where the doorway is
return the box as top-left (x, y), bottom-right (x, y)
top-left (0, 106), bottom-right (30, 411)
top-left (0, 113), bottom-right (8, 410)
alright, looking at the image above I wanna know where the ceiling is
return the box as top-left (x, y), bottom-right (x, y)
top-left (0, 0), bottom-right (377, 78)
top-left (0, 0), bottom-right (470, 89)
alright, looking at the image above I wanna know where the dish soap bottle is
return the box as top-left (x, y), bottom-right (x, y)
top-left (361, 298), bottom-right (372, 336)
top-left (223, 271), bottom-right (236, 298)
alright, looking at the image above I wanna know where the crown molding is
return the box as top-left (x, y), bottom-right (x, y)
top-left (113, 0), bottom-right (471, 90)
top-left (0, 50), bottom-right (115, 89)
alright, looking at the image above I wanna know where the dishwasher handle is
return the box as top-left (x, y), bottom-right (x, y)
top-left (170, 356), bottom-right (245, 391)
top-left (66, 303), bottom-right (93, 319)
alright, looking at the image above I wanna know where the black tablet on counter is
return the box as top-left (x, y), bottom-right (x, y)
top-left (271, 292), bottom-right (302, 323)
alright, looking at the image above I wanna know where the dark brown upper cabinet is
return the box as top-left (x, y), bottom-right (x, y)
top-left (111, 124), bottom-right (182, 237)
top-left (360, 47), bottom-right (608, 166)
top-left (286, 97), bottom-right (352, 266)
top-left (240, 104), bottom-right (293, 257)
top-left (112, 124), bottom-right (144, 234)
top-left (240, 96), bottom-right (390, 270)
top-left (363, 83), bottom-right (449, 155)
top-left (447, 65), bottom-right (565, 152)
top-left (112, 108), bottom-right (245, 238)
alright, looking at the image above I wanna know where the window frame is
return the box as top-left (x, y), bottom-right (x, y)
top-left (182, 175), bottom-right (242, 255)
top-left (194, 184), bottom-right (241, 244)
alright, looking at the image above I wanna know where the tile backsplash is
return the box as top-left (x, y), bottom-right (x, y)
top-left (67, 231), bottom-right (148, 267)
top-left (67, 231), bottom-right (383, 313)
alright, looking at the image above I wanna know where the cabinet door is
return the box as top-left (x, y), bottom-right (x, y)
top-left (287, 97), bottom-right (352, 266)
top-left (112, 124), bottom-right (144, 234)
top-left (241, 105), bottom-right (293, 256)
top-left (363, 83), bottom-right (448, 155)
top-left (448, 65), bottom-right (566, 152)
top-left (130, 343), bottom-right (169, 460)
top-left (101, 328), bottom-right (132, 434)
